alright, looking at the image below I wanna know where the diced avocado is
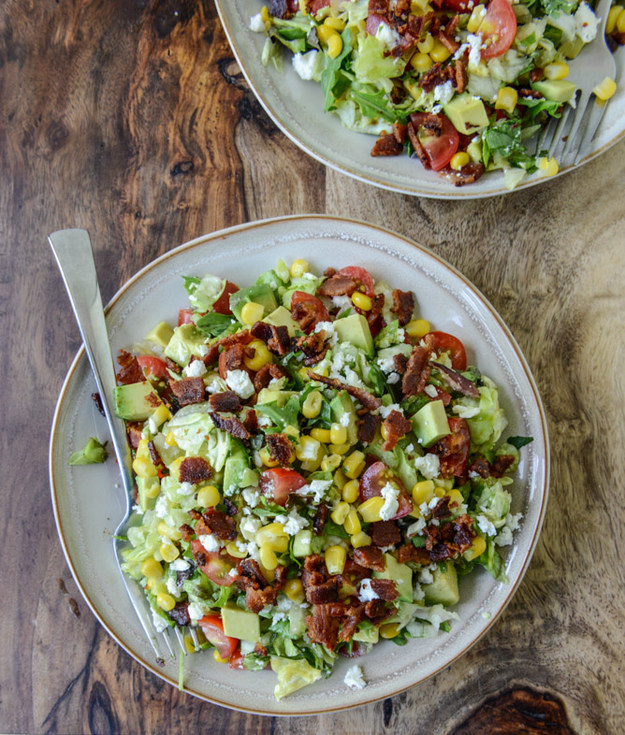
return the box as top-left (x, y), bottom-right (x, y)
top-left (422, 564), bottom-right (459, 606)
top-left (114, 381), bottom-right (162, 421)
top-left (353, 622), bottom-right (380, 644)
top-left (412, 399), bottom-right (450, 448)
top-left (145, 321), bottom-right (174, 349)
top-left (223, 442), bottom-right (251, 495)
top-left (263, 305), bottom-right (301, 337)
top-left (136, 476), bottom-right (159, 512)
top-left (559, 36), bottom-right (584, 59)
top-left (444, 93), bottom-right (489, 135)
top-left (292, 529), bottom-right (313, 557)
top-left (256, 388), bottom-right (297, 406)
top-left (330, 390), bottom-right (358, 444)
top-left (222, 605), bottom-right (261, 642)
top-left (373, 553), bottom-right (413, 602)
top-left (164, 323), bottom-right (208, 367)
top-left (271, 656), bottom-right (322, 700)
top-left (240, 467), bottom-right (260, 488)
top-left (333, 313), bottom-right (374, 356)
top-left (229, 284), bottom-right (278, 323)
top-left (533, 80), bottom-right (577, 104)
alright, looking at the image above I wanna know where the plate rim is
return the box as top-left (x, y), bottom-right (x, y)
top-left (215, 0), bottom-right (625, 199)
top-left (49, 214), bottom-right (551, 714)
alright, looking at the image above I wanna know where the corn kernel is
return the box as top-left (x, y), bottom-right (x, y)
top-left (241, 301), bottom-right (265, 326)
top-left (325, 545), bottom-right (347, 575)
top-left (413, 480), bottom-right (436, 507)
top-left (607, 5), bottom-right (621, 33)
top-left (140, 558), bottom-right (163, 579)
top-left (321, 453), bottom-right (342, 472)
top-left (244, 339), bottom-right (273, 371)
top-left (133, 455), bottom-right (157, 479)
top-left (331, 501), bottom-right (350, 525)
top-left (226, 540), bottom-right (247, 558)
top-left (617, 7), bottom-right (625, 32)
top-left (142, 477), bottom-right (161, 499)
top-left (259, 446), bottom-right (279, 467)
top-left (158, 521), bottom-right (181, 541)
top-left (184, 635), bottom-right (197, 653)
top-left (164, 431), bottom-right (177, 447)
top-left (310, 427), bottom-right (332, 443)
top-left (330, 423), bottom-right (348, 445)
top-left (450, 151), bottom-right (470, 171)
top-left (156, 591), bottom-right (176, 611)
top-left (302, 390), bottom-right (323, 418)
top-left (151, 403), bottom-right (172, 428)
top-left (342, 479), bottom-right (360, 503)
top-left (329, 442), bottom-right (351, 455)
top-left (334, 468), bottom-right (348, 489)
top-left (447, 489), bottom-right (465, 508)
top-left (284, 578), bottom-right (305, 603)
top-left (343, 450), bottom-right (366, 479)
top-left (405, 319), bottom-right (430, 339)
top-left (494, 86), bottom-right (518, 115)
top-left (351, 291), bottom-right (372, 311)
top-left (464, 534), bottom-right (487, 561)
top-left (358, 496), bottom-right (385, 523)
top-left (324, 16), bottom-right (345, 31)
top-left (344, 508), bottom-right (361, 535)
top-left (290, 258), bottom-right (309, 278)
top-left (259, 542), bottom-right (278, 570)
top-left (160, 543), bottom-right (180, 563)
top-left (350, 531), bottom-right (372, 548)
top-left (416, 33), bottom-right (434, 54)
top-left (544, 62), bottom-right (569, 81)
top-left (213, 649), bottom-right (229, 664)
top-left (538, 156), bottom-right (559, 177)
top-left (317, 23), bottom-right (337, 44)
top-left (260, 5), bottom-right (271, 23)
top-left (256, 522), bottom-right (288, 546)
top-left (593, 76), bottom-right (617, 101)
top-left (197, 485), bottom-right (221, 508)
top-left (380, 622), bottom-right (401, 639)
top-left (429, 39), bottom-right (451, 63)
top-left (168, 456), bottom-right (183, 481)
top-left (467, 4), bottom-right (486, 32)
top-left (467, 141), bottom-right (483, 164)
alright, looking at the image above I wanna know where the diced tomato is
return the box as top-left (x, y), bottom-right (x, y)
top-left (479, 0), bottom-right (517, 59)
top-left (213, 280), bottom-right (239, 315)
top-left (190, 539), bottom-right (238, 586)
top-left (440, 0), bottom-right (473, 10)
top-left (198, 615), bottom-right (238, 660)
top-left (259, 468), bottom-right (307, 506)
top-left (358, 461), bottom-right (413, 518)
top-left (178, 308), bottom-right (194, 326)
top-left (410, 113), bottom-right (459, 172)
top-left (291, 290), bottom-right (331, 332)
top-left (308, 0), bottom-right (330, 11)
top-left (427, 331), bottom-right (467, 371)
top-left (336, 266), bottom-right (375, 297)
top-left (136, 355), bottom-right (170, 381)
top-left (228, 648), bottom-right (246, 669)
top-left (428, 417), bottom-right (471, 479)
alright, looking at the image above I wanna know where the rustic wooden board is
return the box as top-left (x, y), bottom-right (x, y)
top-left (1, 0), bottom-right (624, 732)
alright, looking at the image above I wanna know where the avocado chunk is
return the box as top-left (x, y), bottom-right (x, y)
top-left (412, 399), bottom-right (450, 448)
top-left (145, 321), bottom-right (174, 349)
top-left (422, 564), bottom-right (459, 606)
top-left (256, 388), bottom-right (297, 406)
top-left (559, 36), bottom-right (584, 59)
top-left (264, 305), bottom-right (301, 337)
top-left (223, 442), bottom-right (252, 495)
top-left (229, 284), bottom-right (278, 323)
top-left (444, 93), bottom-right (489, 135)
top-left (164, 323), bottom-right (208, 367)
top-left (533, 80), bottom-right (577, 103)
top-left (222, 605), bottom-right (261, 642)
top-left (330, 390), bottom-right (358, 444)
top-left (373, 552), bottom-right (413, 602)
top-left (333, 313), bottom-right (374, 356)
top-left (114, 381), bottom-right (162, 421)
top-left (136, 476), bottom-right (159, 512)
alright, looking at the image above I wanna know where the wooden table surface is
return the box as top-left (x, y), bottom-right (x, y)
top-left (2, 1), bottom-right (625, 733)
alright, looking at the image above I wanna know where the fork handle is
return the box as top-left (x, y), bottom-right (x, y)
top-left (48, 228), bottom-right (133, 497)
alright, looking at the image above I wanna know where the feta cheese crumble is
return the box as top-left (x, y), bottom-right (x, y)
top-left (344, 665), bottom-right (367, 690)
top-left (414, 453), bottom-right (441, 481)
top-left (379, 482), bottom-right (400, 521)
top-left (358, 578), bottom-right (380, 603)
top-left (225, 369), bottom-right (255, 400)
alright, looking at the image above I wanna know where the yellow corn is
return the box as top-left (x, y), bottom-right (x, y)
top-left (617, 7), bottom-right (625, 31)
top-left (417, 33), bottom-right (434, 54)
top-left (295, 435), bottom-right (323, 463)
top-left (259, 446), bottom-right (279, 467)
top-left (151, 403), bottom-right (172, 428)
top-left (538, 156), bottom-right (559, 177)
top-left (140, 558), bottom-right (163, 579)
top-left (325, 545), bottom-right (347, 575)
top-left (197, 485), bottom-right (221, 508)
top-left (380, 622), bottom-right (401, 639)
top-left (343, 450), bottom-right (366, 479)
top-left (284, 578), bottom-right (305, 603)
top-left (413, 479), bottom-right (436, 507)
top-left (411, 53), bottom-right (433, 73)
top-left (329, 442), bottom-right (351, 455)
top-left (324, 16), bottom-right (345, 31)
top-left (467, 141), bottom-right (483, 164)
top-left (342, 479), bottom-right (360, 504)
top-left (213, 649), bottom-right (229, 664)
top-left (158, 521), bottom-right (181, 541)
top-left (358, 496), bottom-right (385, 523)
top-left (429, 39), bottom-right (451, 63)
top-left (260, 5), bottom-right (271, 23)
top-left (133, 455), bottom-right (156, 479)
top-left (241, 301), bottom-right (265, 326)
top-left (256, 522), bottom-right (288, 546)
top-left (244, 339), bottom-right (273, 370)
top-left (142, 477), bottom-right (161, 499)
top-left (350, 531), bottom-right (372, 548)
top-left (164, 431), bottom-right (177, 447)
top-left (495, 86), bottom-right (518, 115)
top-left (156, 591), bottom-right (176, 611)
top-left (447, 489), bottom-right (465, 508)
top-left (321, 453), bottom-right (342, 472)
top-left (405, 319), bottom-right (430, 339)
top-left (259, 542), bottom-right (279, 571)
top-left (226, 540), bottom-right (247, 558)
top-left (168, 456), bottom-right (184, 481)
top-left (544, 62), bottom-right (569, 81)
top-left (331, 501), bottom-right (350, 525)
top-left (302, 390), bottom-right (323, 418)
top-left (317, 23), bottom-right (337, 44)
top-left (344, 508), bottom-right (361, 535)
top-left (593, 76), bottom-right (617, 101)
top-left (467, 4), bottom-right (486, 32)
top-left (464, 534), bottom-right (487, 561)
top-left (606, 5), bottom-right (621, 33)
top-left (310, 427), bottom-right (332, 443)
top-left (290, 259), bottom-right (309, 278)
top-left (330, 423), bottom-right (347, 445)
top-left (351, 291), bottom-right (372, 311)
top-left (450, 151), bottom-right (470, 171)
top-left (184, 634), bottom-right (197, 653)
top-left (160, 543), bottom-right (180, 563)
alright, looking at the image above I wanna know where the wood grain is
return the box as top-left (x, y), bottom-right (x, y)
top-left (2, 0), bottom-right (625, 732)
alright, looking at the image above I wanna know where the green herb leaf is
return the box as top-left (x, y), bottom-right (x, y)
top-left (194, 312), bottom-right (237, 338)
top-left (507, 435), bottom-right (534, 449)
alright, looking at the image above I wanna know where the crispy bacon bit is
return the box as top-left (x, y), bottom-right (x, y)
top-left (91, 392), bottom-right (105, 416)
top-left (126, 422), bottom-right (143, 450)
top-left (469, 457), bottom-right (491, 478)
top-left (306, 604), bottom-right (341, 651)
top-left (235, 558), bottom-right (286, 613)
top-left (440, 162), bottom-right (486, 187)
top-left (364, 598), bottom-right (390, 623)
top-left (116, 350), bottom-right (143, 385)
top-left (370, 520), bottom-right (401, 548)
top-left (168, 602), bottom-right (190, 626)
top-left (148, 441), bottom-right (168, 477)
top-left (202, 343), bottom-right (221, 367)
top-left (369, 0), bottom-right (390, 14)
top-left (381, 409), bottom-right (413, 451)
top-left (165, 357), bottom-right (182, 375)
top-left (358, 413), bottom-right (381, 444)
top-left (491, 454), bottom-right (515, 478)
top-left (393, 121), bottom-right (407, 144)
top-left (236, 558), bottom-right (267, 590)
top-left (242, 408), bottom-right (258, 435)
top-left (266, 433), bottom-right (294, 466)
top-left (269, 0), bottom-right (297, 19)
top-left (179, 523), bottom-right (195, 542)
top-left (210, 412), bottom-right (251, 442)
top-left (390, 289), bottom-right (415, 326)
top-left (250, 321), bottom-right (273, 342)
top-left (393, 353), bottom-right (408, 376)
top-left (179, 456), bottom-right (212, 485)
top-left (370, 578), bottom-right (398, 601)
top-left (307, 371), bottom-right (382, 411)
top-left (253, 363), bottom-right (287, 392)
top-left (401, 340), bottom-right (433, 397)
top-left (407, 122), bottom-right (429, 167)
top-left (218, 343), bottom-right (246, 378)
top-left (169, 377), bottom-right (205, 406)
top-left (267, 325), bottom-right (292, 356)
top-left (431, 495), bottom-right (452, 520)
top-left (317, 274), bottom-right (359, 299)
top-left (454, 58), bottom-right (468, 93)
top-left (365, 293), bottom-right (386, 338)
top-left (302, 554), bottom-right (340, 604)
top-left (209, 390), bottom-right (241, 413)
top-left (295, 331), bottom-right (329, 366)
top-left (371, 132), bottom-right (404, 157)
top-left (352, 545), bottom-right (385, 572)
top-left (438, 30), bottom-right (460, 53)
top-left (313, 501), bottom-right (329, 535)
top-left (197, 508), bottom-right (237, 540)
top-left (423, 513), bottom-right (475, 561)
top-left (220, 330), bottom-right (254, 349)
top-left (430, 361), bottom-right (480, 397)
top-left (397, 543), bottom-right (431, 565)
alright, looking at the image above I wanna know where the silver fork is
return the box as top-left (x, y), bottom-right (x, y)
top-left (537, 0), bottom-right (616, 167)
top-left (49, 229), bottom-right (201, 662)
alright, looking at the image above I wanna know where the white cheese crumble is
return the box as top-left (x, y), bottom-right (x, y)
top-left (387, 372), bottom-right (400, 385)
top-left (225, 369), bottom-right (255, 399)
top-left (206, 375), bottom-right (228, 394)
top-left (344, 665), bottom-right (367, 690)
top-left (419, 568), bottom-right (434, 585)
top-left (376, 21), bottom-right (401, 51)
top-left (339, 412), bottom-right (351, 427)
top-left (249, 12), bottom-right (265, 32)
top-left (575, 1), bottom-right (599, 42)
top-left (242, 486), bottom-right (260, 508)
top-left (452, 403), bottom-right (481, 419)
top-left (414, 453), bottom-right (441, 481)
top-left (275, 507), bottom-right (309, 536)
top-left (315, 320), bottom-right (338, 346)
top-left (298, 479), bottom-right (332, 503)
top-left (151, 609), bottom-right (169, 633)
top-left (155, 495), bottom-right (168, 519)
top-left (240, 516), bottom-right (262, 540)
top-left (358, 578), bottom-right (380, 603)
top-left (432, 80), bottom-right (455, 105)
top-left (424, 384), bottom-right (438, 398)
top-left (198, 533), bottom-right (221, 551)
top-left (166, 576), bottom-right (178, 596)
top-left (378, 402), bottom-right (403, 419)
top-left (406, 517), bottom-right (427, 537)
top-left (178, 481), bottom-right (195, 495)
top-left (476, 514), bottom-right (497, 537)
top-left (185, 359), bottom-right (207, 378)
top-left (292, 50), bottom-right (322, 81)
top-left (379, 482), bottom-right (400, 521)
top-left (187, 602), bottom-right (205, 621)
top-left (332, 295), bottom-right (352, 312)
top-left (170, 558), bottom-right (190, 572)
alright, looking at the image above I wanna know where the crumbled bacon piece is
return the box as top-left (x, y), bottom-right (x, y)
top-left (126, 422), bottom-right (143, 450)
top-left (210, 412), bottom-right (251, 442)
top-left (370, 578), bottom-right (398, 601)
top-left (313, 501), bottom-right (329, 535)
top-left (381, 409), bottom-right (413, 451)
top-left (397, 543), bottom-right (431, 565)
top-left (307, 371), bottom-right (382, 411)
top-left (234, 558), bottom-right (286, 612)
top-left (266, 433), bottom-right (294, 466)
top-left (393, 353), bottom-right (408, 375)
top-left (370, 520), bottom-right (401, 548)
top-left (431, 495), bottom-right (451, 521)
top-left (390, 289), bottom-right (414, 326)
top-left (306, 604), bottom-right (341, 651)
top-left (209, 390), bottom-right (241, 413)
top-left (369, 0), bottom-right (390, 15)
top-left (423, 513), bottom-right (475, 561)
top-left (365, 293), bottom-right (386, 338)
top-left (169, 377), bottom-right (205, 406)
top-left (301, 554), bottom-right (340, 604)
top-left (491, 454), bottom-right (515, 478)
top-left (317, 274), bottom-right (359, 299)
top-left (393, 121), bottom-right (407, 144)
top-left (358, 413), bottom-right (381, 444)
top-left (430, 361), bottom-right (480, 397)
top-left (454, 58), bottom-right (468, 93)
top-left (267, 325), bottom-right (292, 356)
top-left (179, 456), bottom-right (212, 485)
top-left (295, 331), bottom-right (329, 366)
top-left (440, 162), bottom-right (486, 187)
top-left (218, 343), bottom-right (246, 379)
top-left (147, 440), bottom-right (167, 477)
top-left (364, 598), bottom-right (390, 623)
top-left (116, 350), bottom-right (143, 385)
top-left (253, 363), bottom-right (287, 392)
top-left (401, 341), bottom-right (433, 397)
top-left (179, 523), bottom-right (195, 542)
top-left (195, 508), bottom-right (237, 540)
top-left (242, 408), bottom-right (258, 435)
top-left (407, 122), bottom-right (429, 167)
top-left (371, 132), bottom-right (404, 157)
top-left (468, 457), bottom-right (490, 478)
top-left (352, 545), bottom-right (385, 572)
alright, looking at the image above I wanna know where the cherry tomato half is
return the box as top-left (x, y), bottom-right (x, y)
top-left (290, 290), bottom-right (331, 333)
top-left (178, 308), bottom-right (194, 326)
top-left (136, 355), bottom-right (170, 381)
top-left (190, 540), bottom-right (238, 586)
top-left (359, 461), bottom-right (413, 519)
top-left (336, 266), bottom-right (375, 297)
top-left (479, 0), bottom-right (517, 59)
top-left (197, 615), bottom-right (238, 660)
top-left (213, 280), bottom-right (240, 315)
top-left (259, 468), bottom-right (307, 506)
top-left (410, 113), bottom-right (459, 172)
top-left (427, 331), bottom-right (467, 371)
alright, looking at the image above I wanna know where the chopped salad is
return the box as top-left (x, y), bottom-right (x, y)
top-left (115, 259), bottom-right (529, 699)
top-left (251, 0), bottom-right (621, 188)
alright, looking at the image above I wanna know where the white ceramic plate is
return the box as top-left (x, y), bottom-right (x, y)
top-left (50, 216), bottom-right (549, 714)
top-left (215, 0), bottom-right (625, 199)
